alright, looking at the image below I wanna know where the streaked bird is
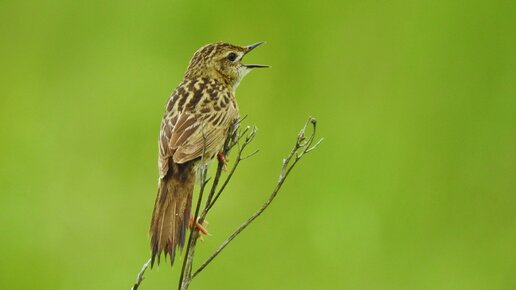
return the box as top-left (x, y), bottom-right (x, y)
top-left (149, 42), bottom-right (268, 266)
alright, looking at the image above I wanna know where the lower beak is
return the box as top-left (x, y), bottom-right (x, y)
top-left (244, 42), bottom-right (269, 68)
top-left (245, 64), bottom-right (270, 68)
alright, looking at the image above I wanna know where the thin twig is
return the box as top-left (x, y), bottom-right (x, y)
top-left (192, 117), bottom-right (322, 279)
top-left (129, 117), bottom-right (322, 290)
top-left (131, 258), bottom-right (151, 290)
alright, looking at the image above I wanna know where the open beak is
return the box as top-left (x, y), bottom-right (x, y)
top-left (243, 42), bottom-right (269, 68)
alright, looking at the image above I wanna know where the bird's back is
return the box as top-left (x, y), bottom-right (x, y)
top-left (150, 76), bottom-right (238, 266)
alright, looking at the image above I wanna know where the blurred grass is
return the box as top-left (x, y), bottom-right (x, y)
top-left (0, 0), bottom-right (515, 289)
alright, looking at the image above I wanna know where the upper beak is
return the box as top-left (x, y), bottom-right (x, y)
top-left (244, 42), bottom-right (269, 68)
top-left (245, 41), bottom-right (265, 52)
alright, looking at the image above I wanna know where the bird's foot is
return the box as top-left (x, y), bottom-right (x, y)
top-left (217, 151), bottom-right (229, 171)
top-left (189, 215), bottom-right (209, 240)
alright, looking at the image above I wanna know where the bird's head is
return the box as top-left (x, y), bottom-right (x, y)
top-left (185, 42), bottom-right (268, 90)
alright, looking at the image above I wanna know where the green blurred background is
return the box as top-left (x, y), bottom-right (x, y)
top-left (0, 0), bottom-right (514, 289)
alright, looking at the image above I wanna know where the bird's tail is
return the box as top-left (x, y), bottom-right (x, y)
top-left (149, 162), bottom-right (195, 267)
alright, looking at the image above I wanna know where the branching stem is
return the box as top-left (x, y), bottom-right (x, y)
top-left (130, 117), bottom-right (322, 290)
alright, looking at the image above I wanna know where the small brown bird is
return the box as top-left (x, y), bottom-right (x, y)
top-left (149, 42), bottom-right (267, 266)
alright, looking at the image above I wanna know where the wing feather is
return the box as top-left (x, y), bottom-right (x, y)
top-left (172, 105), bottom-right (237, 164)
top-left (158, 89), bottom-right (238, 178)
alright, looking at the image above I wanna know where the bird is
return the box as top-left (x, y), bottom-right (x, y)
top-left (149, 41), bottom-right (268, 267)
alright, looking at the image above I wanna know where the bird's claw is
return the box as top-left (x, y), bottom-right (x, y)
top-left (217, 151), bottom-right (229, 171)
top-left (189, 215), bottom-right (210, 240)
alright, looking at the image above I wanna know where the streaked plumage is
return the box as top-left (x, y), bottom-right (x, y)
top-left (149, 42), bottom-right (267, 266)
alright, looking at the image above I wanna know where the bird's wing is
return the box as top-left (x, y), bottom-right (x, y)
top-left (158, 97), bottom-right (238, 178)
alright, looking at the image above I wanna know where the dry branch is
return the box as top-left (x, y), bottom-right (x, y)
top-left (130, 117), bottom-right (322, 290)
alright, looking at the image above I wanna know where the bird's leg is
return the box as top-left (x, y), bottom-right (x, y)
top-left (217, 151), bottom-right (229, 171)
top-left (189, 215), bottom-right (209, 239)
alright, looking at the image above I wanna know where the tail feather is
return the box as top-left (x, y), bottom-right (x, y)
top-left (150, 162), bottom-right (195, 267)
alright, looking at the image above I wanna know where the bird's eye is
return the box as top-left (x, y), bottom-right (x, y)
top-left (227, 52), bottom-right (237, 62)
